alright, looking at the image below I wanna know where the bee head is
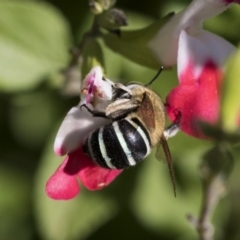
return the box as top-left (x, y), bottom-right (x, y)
top-left (112, 83), bottom-right (132, 101)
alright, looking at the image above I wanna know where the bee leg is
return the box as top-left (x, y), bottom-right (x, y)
top-left (164, 123), bottom-right (180, 139)
top-left (164, 109), bottom-right (181, 139)
top-left (80, 104), bottom-right (110, 119)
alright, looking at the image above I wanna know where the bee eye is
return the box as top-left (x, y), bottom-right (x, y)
top-left (120, 93), bottom-right (131, 99)
top-left (113, 89), bottom-right (131, 100)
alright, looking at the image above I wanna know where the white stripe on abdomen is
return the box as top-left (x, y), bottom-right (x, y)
top-left (112, 121), bottom-right (137, 166)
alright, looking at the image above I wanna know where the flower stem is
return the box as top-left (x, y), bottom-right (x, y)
top-left (187, 174), bottom-right (226, 240)
top-left (62, 18), bottom-right (101, 95)
top-left (70, 18), bottom-right (100, 67)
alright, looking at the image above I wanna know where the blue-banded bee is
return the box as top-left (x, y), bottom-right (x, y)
top-left (82, 68), bottom-right (179, 196)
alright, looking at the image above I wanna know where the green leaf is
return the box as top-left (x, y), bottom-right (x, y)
top-left (0, 165), bottom-right (31, 240)
top-left (34, 128), bottom-right (118, 240)
top-left (9, 91), bottom-right (60, 148)
top-left (131, 149), bottom-right (203, 237)
top-left (197, 121), bottom-right (240, 144)
top-left (0, 1), bottom-right (71, 92)
top-left (102, 14), bottom-right (173, 69)
top-left (220, 47), bottom-right (240, 132)
top-left (200, 145), bottom-right (234, 180)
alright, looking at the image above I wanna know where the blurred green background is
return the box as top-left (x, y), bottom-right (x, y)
top-left (1, 0), bottom-right (240, 240)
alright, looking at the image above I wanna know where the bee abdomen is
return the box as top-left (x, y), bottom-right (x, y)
top-left (83, 118), bottom-right (151, 169)
top-left (117, 118), bottom-right (151, 162)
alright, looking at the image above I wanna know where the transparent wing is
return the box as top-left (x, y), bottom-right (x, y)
top-left (155, 142), bottom-right (167, 163)
top-left (155, 136), bottom-right (176, 197)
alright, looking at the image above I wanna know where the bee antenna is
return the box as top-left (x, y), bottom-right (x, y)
top-left (145, 66), bottom-right (164, 87)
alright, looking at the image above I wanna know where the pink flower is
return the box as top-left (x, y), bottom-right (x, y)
top-left (149, 0), bottom-right (238, 138)
top-left (46, 66), bottom-right (122, 200)
top-left (166, 31), bottom-right (226, 138)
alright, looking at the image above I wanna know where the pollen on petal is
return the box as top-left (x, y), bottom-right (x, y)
top-left (97, 182), bottom-right (106, 187)
top-left (81, 66), bottom-right (103, 105)
top-left (81, 66), bottom-right (113, 108)
top-left (80, 167), bottom-right (123, 191)
top-left (86, 74), bottom-right (95, 104)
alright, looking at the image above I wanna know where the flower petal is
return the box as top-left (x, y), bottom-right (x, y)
top-left (54, 106), bottom-right (109, 156)
top-left (46, 156), bottom-right (81, 200)
top-left (166, 30), bottom-right (225, 138)
top-left (194, 30), bottom-right (236, 66)
top-left (166, 60), bottom-right (222, 138)
top-left (148, 0), bottom-right (231, 66)
top-left (81, 66), bottom-right (113, 107)
top-left (54, 107), bottom-right (92, 155)
top-left (77, 149), bottom-right (123, 190)
top-left (148, 11), bottom-right (183, 66)
top-left (177, 30), bottom-right (234, 84)
top-left (81, 66), bottom-right (103, 105)
top-left (177, 30), bottom-right (215, 84)
top-left (54, 66), bottom-right (114, 156)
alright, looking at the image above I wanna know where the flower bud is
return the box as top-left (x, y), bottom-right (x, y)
top-left (200, 145), bottom-right (233, 181)
top-left (97, 8), bottom-right (127, 30)
top-left (89, 0), bottom-right (117, 14)
top-left (89, 0), bottom-right (104, 14)
top-left (99, 0), bottom-right (117, 10)
top-left (81, 38), bottom-right (105, 78)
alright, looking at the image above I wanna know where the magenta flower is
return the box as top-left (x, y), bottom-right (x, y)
top-left (46, 66), bottom-right (122, 200)
top-left (149, 0), bottom-right (238, 138)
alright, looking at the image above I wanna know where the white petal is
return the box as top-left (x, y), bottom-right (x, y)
top-left (92, 66), bottom-right (103, 83)
top-left (81, 66), bottom-right (103, 104)
top-left (54, 66), bottom-right (115, 156)
top-left (54, 106), bottom-right (110, 156)
top-left (148, 0), bottom-right (229, 66)
top-left (184, 0), bottom-right (230, 27)
top-left (100, 79), bottom-right (113, 101)
top-left (83, 66), bottom-right (103, 86)
top-left (81, 66), bottom-right (113, 106)
top-left (177, 30), bottom-right (213, 82)
top-left (193, 30), bottom-right (236, 66)
top-left (177, 30), bottom-right (236, 83)
top-left (148, 11), bottom-right (185, 66)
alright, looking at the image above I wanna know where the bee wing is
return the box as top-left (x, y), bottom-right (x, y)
top-left (140, 93), bottom-right (155, 128)
top-left (155, 142), bottom-right (167, 163)
top-left (156, 135), bottom-right (176, 197)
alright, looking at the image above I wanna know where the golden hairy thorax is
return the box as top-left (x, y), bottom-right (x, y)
top-left (127, 86), bottom-right (166, 147)
top-left (104, 83), bottom-right (165, 147)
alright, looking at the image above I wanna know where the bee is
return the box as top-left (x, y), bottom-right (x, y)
top-left (82, 68), bottom-right (179, 196)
